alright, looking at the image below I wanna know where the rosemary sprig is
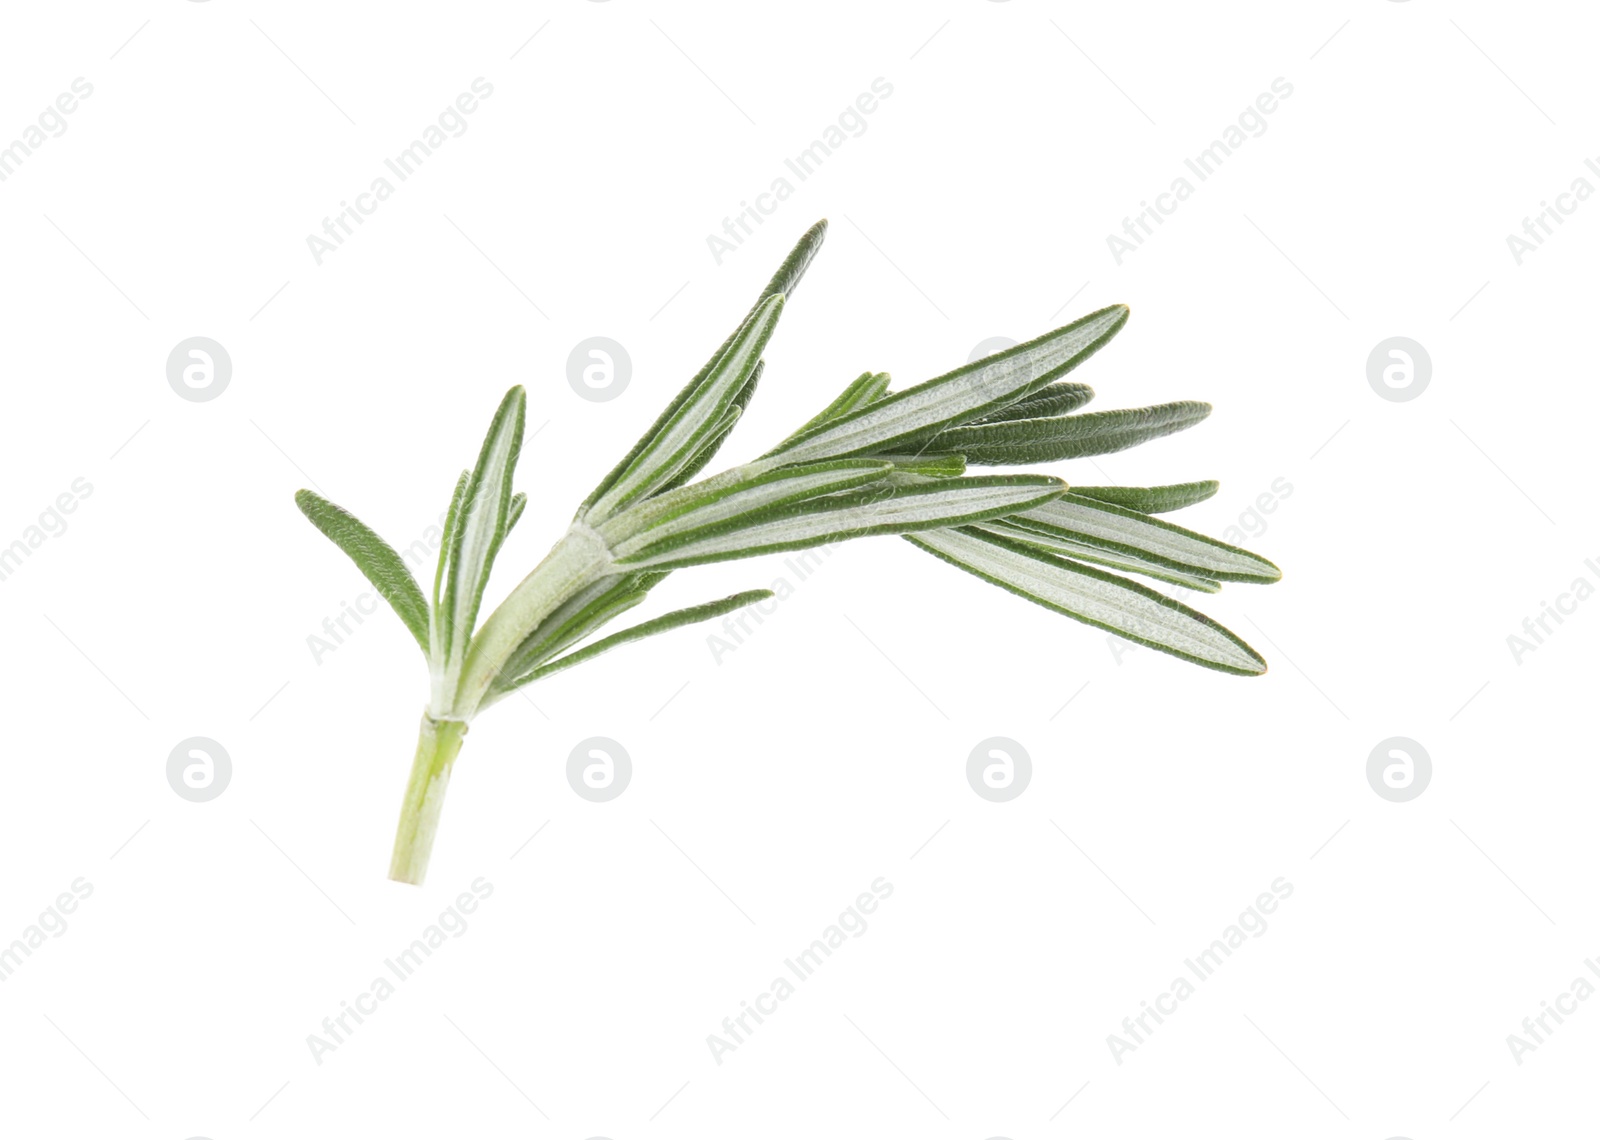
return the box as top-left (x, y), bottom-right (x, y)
top-left (293, 220), bottom-right (1280, 885)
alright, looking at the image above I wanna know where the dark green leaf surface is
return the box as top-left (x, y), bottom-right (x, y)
top-left (932, 400), bottom-right (1211, 465)
top-left (972, 381), bottom-right (1095, 424)
top-left (1070, 481), bottom-right (1218, 514)
top-left (295, 490), bottom-right (431, 654)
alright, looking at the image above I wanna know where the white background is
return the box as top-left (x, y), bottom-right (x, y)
top-left (0, 1), bottom-right (1595, 1136)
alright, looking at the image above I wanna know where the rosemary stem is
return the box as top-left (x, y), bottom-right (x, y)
top-left (393, 529), bottom-right (614, 885)
top-left (451, 526), bottom-right (613, 719)
top-left (388, 713), bottom-right (469, 885)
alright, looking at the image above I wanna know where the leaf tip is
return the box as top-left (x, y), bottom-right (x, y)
top-left (1236, 636), bottom-right (1269, 674)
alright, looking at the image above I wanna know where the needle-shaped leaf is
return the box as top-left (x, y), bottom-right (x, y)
top-left (658, 361), bottom-right (764, 495)
top-left (1070, 480), bottom-right (1218, 514)
top-left (587, 295), bottom-right (785, 520)
top-left (930, 400), bottom-right (1212, 465)
top-left (782, 370), bottom-right (892, 445)
top-left (972, 381), bottom-right (1094, 424)
top-left (433, 469), bottom-right (471, 617)
top-left (907, 527), bottom-right (1266, 675)
top-left (1011, 493), bottom-right (1281, 582)
top-left (752, 218), bottom-right (830, 303)
top-left (976, 521), bottom-right (1222, 593)
top-left (608, 458), bottom-right (895, 556)
top-left (506, 491), bottom-right (528, 533)
top-left (580, 221), bottom-right (828, 515)
top-left (295, 490), bottom-right (430, 654)
top-left (764, 305), bottom-right (1129, 465)
top-left (618, 475), bottom-right (1065, 570)
top-left (680, 405), bottom-right (744, 481)
top-left (511, 589), bottom-right (777, 685)
top-left (442, 386), bottom-right (526, 669)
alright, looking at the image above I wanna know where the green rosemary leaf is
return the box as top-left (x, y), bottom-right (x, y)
top-left (513, 589), bottom-right (776, 685)
top-left (1070, 480), bottom-right (1218, 514)
top-left (783, 370), bottom-right (892, 444)
top-left (907, 527), bottom-right (1266, 675)
top-left (658, 361), bottom-right (764, 494)
top-left (433, 469), bottom-right (471, 621)
top-left (930, 400), bottom-right (1211, 465)
top-left (442, 386), bottom-right (526, 668)
top-left (506, 491), bottom-right (528, 532)
top-left (295, 489), bottom-right (431, 654)
top-left (580, 221), bottom-right (828, 515)
top-left (1011, 493), bottom-right (1281, 582)
top-left (763, 304), bottom-right (1129, 464)
top-left (759, 218), bottom-right (830, 300)
top-left (975, 521), bottom-right (1222, 593)
top-left (608, 458), bottom-right (895, 555)
top-left (658, 406), bottom-right (743, 497)
top-left (618, 474), bottom-right (1065, 570)
top-left (972, 381), bottom-right (1095, 424)
top-left (587, 295), bottom-right (784, 520)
